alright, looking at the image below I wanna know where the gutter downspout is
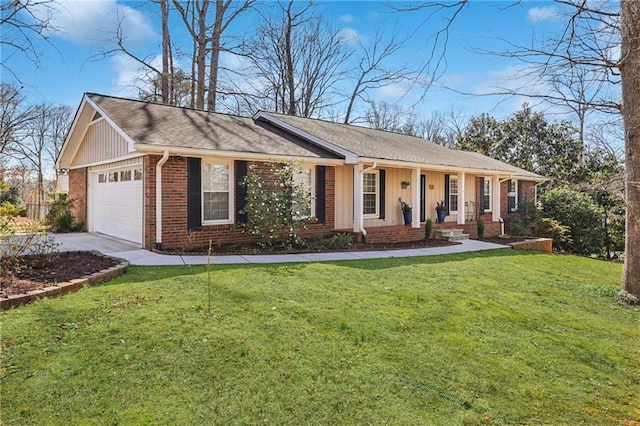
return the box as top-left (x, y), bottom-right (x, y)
top-left (155, 150), bottom-right (170, 249)
top-left (359, 162), bottom-right (377, 242)
top-left (497, 175), bottom-right (513, 236)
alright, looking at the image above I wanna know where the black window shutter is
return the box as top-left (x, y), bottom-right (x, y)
top-left (235, 160), bottom-right (248, 224)
top-left (420, 174), bottom-right (426, 222)
top-left (517, 180), bottom-right (524, 211)
top-left (315, 165), bottom-right (326, 223)
top-left (379, 169), bottom-right (386, 219)
top-left (444, 174), bottom-right (450, 215)
top-left (479, 177), bottom-right (485, 212)
top-left (187, 157), bottom-right (202, 231)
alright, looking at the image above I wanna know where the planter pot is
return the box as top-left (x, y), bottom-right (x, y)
top-left (403, 211), bottom-right (412, 225)
top-left (436, 210), bottom-right (447, 223)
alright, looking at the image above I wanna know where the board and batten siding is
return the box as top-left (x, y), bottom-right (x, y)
top-left (72, 119), bottom-right (130, 167)
top-left (335, 166), bottom-right (481, 229)
top-left (334, 166), bottom-right (425, 229)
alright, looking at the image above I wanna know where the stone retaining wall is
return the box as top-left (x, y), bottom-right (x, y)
top-left (510, 238), bottom-right (553, 253)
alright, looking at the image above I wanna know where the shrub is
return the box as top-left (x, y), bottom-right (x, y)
top-left (0, 182), bottom-right (20, 206)
top-left (239, 161), bottom-right (310, 248)
top-left (424, 218), bottom-right (433, 241)
top-left (45, 193), bottom-right (83, 233)
top-left (541, 186), bottom-right (605, 255)
top-left (0, 201), bottom-right (26, 218)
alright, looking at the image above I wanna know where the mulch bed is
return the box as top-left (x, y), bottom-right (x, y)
top-left (1, 252), bottom-right (118, 297)
top-left (173, 238), bottom-right (458, 255)
top-left (1, 239), bottom-right (458, 298)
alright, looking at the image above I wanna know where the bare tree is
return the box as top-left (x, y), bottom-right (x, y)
top-left (172, 0), bottom-right (254, 110)
top-left (343, 29), bottom-right (414, 124)
top-left (363, 101), bottom-right (407, 133)
top-left (6, 103), bottom-right (72, 217)
top-left (0, 83), bottom-right (35, 157)
top-left (236, 1), bottom-right (350, 117)
top-left (0, 0), bottom-right (58, 80)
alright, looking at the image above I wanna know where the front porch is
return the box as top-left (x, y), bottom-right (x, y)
top-left (339, 218), bottom-right (502, 244)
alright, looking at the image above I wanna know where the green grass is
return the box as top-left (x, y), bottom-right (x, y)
top-left (2, 250), bottom-right (639, 425)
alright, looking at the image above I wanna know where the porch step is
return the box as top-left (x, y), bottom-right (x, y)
top-left (434, 229), bottom-right (470, 242)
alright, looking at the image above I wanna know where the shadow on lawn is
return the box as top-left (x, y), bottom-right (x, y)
top-left (324, 248), bottom-right (543, 271)
top-left (98, 248), bottom-right (544, 285)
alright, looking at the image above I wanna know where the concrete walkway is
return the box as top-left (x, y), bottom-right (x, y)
top-left (53, 232), bottom-right (511, 266)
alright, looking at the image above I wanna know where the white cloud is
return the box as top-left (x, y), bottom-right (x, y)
top-left (338, 14), bottom-right (354, 24)
top-left (37, 0), bottom-right (156, 47)
top-left (111, 53), bottom-right (160, 98)
top-left (338, 27), bottom-right (361, 44)
top-left (527, 6), bottom-right (559, 23)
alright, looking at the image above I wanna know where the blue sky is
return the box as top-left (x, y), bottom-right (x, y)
top-left (3, 1), bottom-right (568, 121)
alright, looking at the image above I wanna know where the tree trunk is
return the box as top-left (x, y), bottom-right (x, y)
top-left (620, 1), bottom-right (640, 297)
top-left (160, 0), bottom-right (170, 104)
top-left (284, 2), bottom-right (296, 115)
top-left (207, 1), bottom-right (224, 112)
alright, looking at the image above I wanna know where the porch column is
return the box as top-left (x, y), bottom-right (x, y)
top-left (411, 167), bottom-right (420, 228)
top-left (457, 171), bottom-right (466, 225)
top-left (492, 176), bottom-right (501, 222)
top-left (353, 164), bottom-right (363, 232)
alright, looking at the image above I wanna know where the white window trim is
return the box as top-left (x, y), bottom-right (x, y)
top-left (293, 166), bottom-right (315, 220)
top-left (449, 175), bottom-right (459, 214)
top-left (201, 159), bottom-right (234, 226)
top-left (508, 179), bottom-right (519, 212)
top-left (483, 177), bottom-right (492, 213)
top-left (362, 170), bottom-right (379, 218)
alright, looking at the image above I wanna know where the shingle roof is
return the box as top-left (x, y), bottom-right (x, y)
top-left (87, 94), bottom-right (340, 159)
top-left (87, 94), bottom-right (544, 180)
top-left (259, 112), bottom-right (545, 180)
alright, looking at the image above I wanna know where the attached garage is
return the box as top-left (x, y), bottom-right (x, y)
top-left (88, 165), bottom-right (143, 245)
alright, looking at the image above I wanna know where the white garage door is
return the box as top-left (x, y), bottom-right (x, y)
top-left (89, 167), bottom-right (143, 245)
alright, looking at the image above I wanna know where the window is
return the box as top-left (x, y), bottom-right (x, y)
top-left (98, 173), bottom-right (106, 183)
top-left (202, 162), bottom-right (232, 223)
top-left (449, 176), bottom-right (459, 212)
top-left (120, 170), bottom-right (132, 181)
top-left (292, 167), bottom-right (314, 219)
top-left (482, 178), bottom-right (491, 211)
top-left (508, 180), bottom-right (518, 212)
top-left (134, 168), bottom-right (143, 180)
top-left (363, 171), bottom-right (378, 216)
top-left (108, 172), bottom-right (118, 182)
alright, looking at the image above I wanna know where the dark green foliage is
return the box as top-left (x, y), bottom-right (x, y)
top-left (542, 186), bottom-right (605, 255)
top-left (505, 201), bottom-right (573, 251)
top-left (46, 193), bottom-right (83, 233)
top-left (424, 218), bottom-right (433, 240)
top-left (0, 184), bottom-right (20, 205)
top-left (458, 104), bottom-right (581, 182)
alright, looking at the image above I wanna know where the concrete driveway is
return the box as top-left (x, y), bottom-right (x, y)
top-left (51, 232), bottom-right (511, 266)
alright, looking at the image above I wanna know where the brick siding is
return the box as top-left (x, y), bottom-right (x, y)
top-left (68, 167), bottom-right (87, 230)
top-left (144, 156), bottom-right (336, 250)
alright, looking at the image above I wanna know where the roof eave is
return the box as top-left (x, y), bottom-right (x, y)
top-left (252, 111), bottom-right (360, 164)
top-left (134, 144), bottom-right (345, 165)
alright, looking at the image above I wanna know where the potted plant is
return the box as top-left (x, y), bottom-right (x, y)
top-left (435, 200), bottom-right (447, 223)
top-left (399, 198), bottom-right (412, 225)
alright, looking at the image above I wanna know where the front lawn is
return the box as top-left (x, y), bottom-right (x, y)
top-left (2, 250), bottom-right (638, 425)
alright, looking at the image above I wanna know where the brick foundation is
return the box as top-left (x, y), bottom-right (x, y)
top-left (340, 217), bottom-right (502, 244)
